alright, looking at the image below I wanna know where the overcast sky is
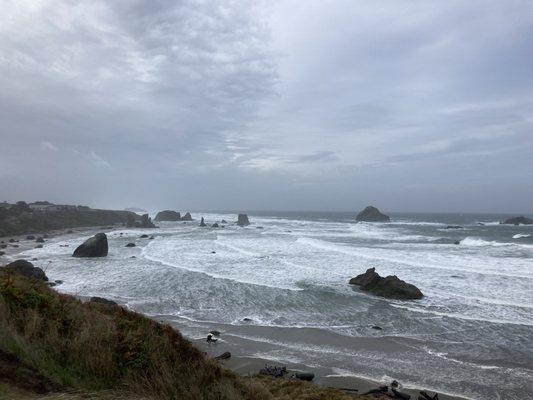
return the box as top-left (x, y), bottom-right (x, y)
top-left (1, 0), bottom-right (532, 213)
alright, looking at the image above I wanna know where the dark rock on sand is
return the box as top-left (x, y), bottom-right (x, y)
top-left (35, 244), bottom-right (43, 249)
top-left (3, 260), bottom-right (48, 281)
top-left (181, 212), bottom-right (193, 221)
top-left (371, 325), bottom-right (383, 330)
top-left (35, 237), bottom-right (45, 243)
top-left (0, 244), bottom-right (6, 249)
top-left (242, 318), bottom-right (253, 322)
top-left (140, 234), bottom-right (149, 238)
top-left (502, 216), bottom-right (533, 225)
top-left (0, 251), bottom-right (4, 256)
top-left (125, 242), bottom-right (136, 247)
top-left (154, 210), bottom-right (181, 221)
top-left (349, 267), bottom-right (423, 300)
top-left (237, 214), bottom-right (250, 226)
top-left (72, 233), bottom-right (108, 257)
top-left (212, 223), bottom-right (219, 228)
top-left (89, 297), bottom-right (117, 308)
top-left (295, 372), bottom-right (315, 382)
top-left (200, 217), bottom-right (207, 227)
top-left (26, 235), bottom-right (35, 240)
top-left (221, 219), bottom-right (228, 224)
top-left (454, 241), bottom-right (460, 245)
top-left (149, 236), bottom-right (155, 239)
top-left (356, 206), bottom-right (390, 222)
top-left (8, 239), bottom-right (16, 243)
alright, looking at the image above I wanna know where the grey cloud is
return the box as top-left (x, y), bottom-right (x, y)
top-left (0, 0), bottom-right (532, 212)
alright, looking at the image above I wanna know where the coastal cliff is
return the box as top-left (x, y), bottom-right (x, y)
top-left (0, 201), bottom-right (137, 237)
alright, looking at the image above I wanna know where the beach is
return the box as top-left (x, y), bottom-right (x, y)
top-left (2, 211), bottom-right (532, 400)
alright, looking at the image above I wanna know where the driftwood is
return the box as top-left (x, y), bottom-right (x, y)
top-left (294, 372), bottom-right (314, 381)
top-left (419, 391), bottom-right (439, 400)
top-left (214, 351), bottom-right (231, 360)
top-left (259, 365), bottom-right (287, 378)
top-left (362, 385), bottom-right (389, 395)
top-left (392, 388), bottom-right (411, 399)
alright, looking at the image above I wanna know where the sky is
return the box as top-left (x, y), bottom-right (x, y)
top-left (1, 0), bottom-right (532, 213)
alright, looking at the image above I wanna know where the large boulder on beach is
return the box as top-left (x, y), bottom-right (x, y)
top-left (72, 233), bottom-right (108, 257)
top-left (154, 210), bottom-right (181, 221)
top-left (349, 267), bottom-right (423, 300)
top-left (237, 214), bottom-right (250, 226)
top-left (181, 212), bottom-right (193, 221)
top-left (3, 259), bottom-right (48, 281)
top-left (501, 216), bottom-right (533, 225)
top-left (356, 206), bottom-right (390, 222)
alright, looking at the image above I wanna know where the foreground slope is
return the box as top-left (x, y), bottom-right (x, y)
top-left (0, 269), bottom-right (374, 400)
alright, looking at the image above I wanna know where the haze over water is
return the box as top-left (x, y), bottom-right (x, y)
top-left (20, 211), bottom-right (533, 400)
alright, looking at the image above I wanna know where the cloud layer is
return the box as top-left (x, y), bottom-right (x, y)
top-left (1, 0), bottom-right (532, 212)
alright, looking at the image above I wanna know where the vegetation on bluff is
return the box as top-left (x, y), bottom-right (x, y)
top-left (0, 270), bottom-right (371, 400)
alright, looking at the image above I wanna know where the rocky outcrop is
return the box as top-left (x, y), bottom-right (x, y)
top-left (126, 213), bottom-right (156, 228)
top-left (237, 214), bottom-right (250, 226)
top-left (125, 243), bottom-right (136, 247)
top-left (356, 206), bottom-right (390, 222)
top-left (181, 212), bottom-right (193, 221)
top-left (154, 210), bottom-right (181, 221)
top-left (3, 260), bottom-right (48, 281)
top-left (349, 267), bottom-right (423, 300)
top-left (89, 296), bottom-right (118, 308)
top-left (212, 223), bottom-right (219, 228)
top-left (501, 216), bottom-right (533, 225)
top-left (72, 233), bottom-right (108, 257)
top-left (200, 217), bottom-right (207, 227)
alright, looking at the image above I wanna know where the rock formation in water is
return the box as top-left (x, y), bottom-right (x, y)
top-left (237, 214), bottom-right (250, 226)
top-left (73, 233), bottom-right (108, 257)
top-left (200, 217), bottom-right (207, 227)
top-left (355, 206), bottom-right (390, 222)
top-left (501, 216), bottom-right (533, 225)
top-left (3, 259), bottom-right (48, 281)
top-left (154, 210), bottom-right (181, 221)
top-left (181, 212), bottom-right (193, 221)
top-left (349, 267), bottom-right (423, 300)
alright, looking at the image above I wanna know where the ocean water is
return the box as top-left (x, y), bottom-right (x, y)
top-left (19, 212), bottom-right (533, 400)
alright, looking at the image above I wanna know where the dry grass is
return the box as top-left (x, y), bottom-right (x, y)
top-left (0, 270), bottom-right (373, 400)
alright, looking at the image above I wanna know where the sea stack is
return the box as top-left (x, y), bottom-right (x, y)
top-left (501, 216), bottom-right (533, 225)
top-left (237, 214), bottom-right (250, 226)
top-left (181, 212), bottom-right (193, 221)
top-left (73, 233), bottom-right (108, 257)
top-left (200, 217), bottom-right (207, 227)
top-left (154, 210), bottom-right (181, 221)
top-left (349, 267), bottom-right (423, 300)
top-left (356, 206), bottom-right (390, 222)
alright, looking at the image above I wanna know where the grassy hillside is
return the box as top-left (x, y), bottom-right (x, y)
top-left (0, 270), bottom-right (375, 400)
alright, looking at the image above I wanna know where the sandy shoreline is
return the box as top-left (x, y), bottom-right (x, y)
top-left (2, 227), bottom-right (471, 400)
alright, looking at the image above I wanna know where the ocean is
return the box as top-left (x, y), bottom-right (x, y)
top-left (20, 211), bottom-right (533, 399)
